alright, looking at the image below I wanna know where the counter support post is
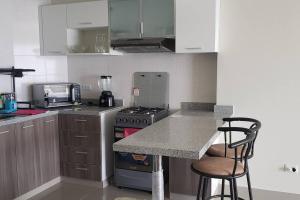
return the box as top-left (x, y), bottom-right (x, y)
top-left (152, 155), bottom-right (164, 200)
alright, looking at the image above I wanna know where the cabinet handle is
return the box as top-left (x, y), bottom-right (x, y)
top-left (0, 130), bottom-right (9, 135)
top-left (75, 119), bottom-right (87, 122)
top-left (185, 47), bottom-right (202, 50)
top-left (23, 125), bottom-right (34, 129)
top-left (75, 151), bottom-right (88, 155)
top-left (74, 135), bottom-right (88, 138)
top-left (45, 119), bottom-right (55, 124)
top-left (75, 167), bottom-right (88, 171)
top-left (48, 51), bottom-right (63, 54)
top-left (79, 22), bottom-right (92, 25)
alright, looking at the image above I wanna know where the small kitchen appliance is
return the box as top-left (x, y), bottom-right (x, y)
top-left (99, 76), bottom-right (115, 107)
top-left (0, 93), bottom-right (17, 114)
top-left (114, 72), bottom-right (169, 191)
top-left (32, 83), bottom-right (81, 108)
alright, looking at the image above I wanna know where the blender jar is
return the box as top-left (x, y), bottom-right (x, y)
top-left (98, 76), bottom-right (112, 91)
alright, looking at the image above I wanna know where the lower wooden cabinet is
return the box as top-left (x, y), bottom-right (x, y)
top-left (36, 115), bottom-right (60, 184)
top-left (62, 163), bottom-right (101, 181)
top-left (0, 125), bottom-right (18, 200)
top-left (1, 114), bottom-right (60, 198)
top-left (15, 119), bottom-right (41, 195)
top-left (59, 114), bottom-right (102, 181)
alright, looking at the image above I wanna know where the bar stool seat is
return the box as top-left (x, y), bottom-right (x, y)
top-left (207, 144), bottom-right (244, 159)
top-left (192, 156), bottom-right (244, 176)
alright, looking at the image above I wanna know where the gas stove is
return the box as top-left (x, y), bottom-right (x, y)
top-left (115, 106), bottom-right (169, 128)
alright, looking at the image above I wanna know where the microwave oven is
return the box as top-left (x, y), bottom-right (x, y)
top-left (32, 83), bottom-right (81, 108)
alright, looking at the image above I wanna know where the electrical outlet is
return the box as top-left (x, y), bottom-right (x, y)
top-left (283, 164), bottom-right (299, 174)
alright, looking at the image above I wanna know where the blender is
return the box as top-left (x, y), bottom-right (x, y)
top-left (98, 76), bottom-right (115, 107)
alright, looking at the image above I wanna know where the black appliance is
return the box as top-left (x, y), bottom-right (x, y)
top-left (114, 72), bottom-right (169, 191)
top-left (99, 91), bottom-right (115, 107)
top-left (98, 76), bottom-right (115, 107)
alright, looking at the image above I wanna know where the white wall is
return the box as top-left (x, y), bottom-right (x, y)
top-left (68, 53), bottom-right (217, 109)
top-left (217, 0), bottom-right (300, 194)
top-left (0, 0), bottom-right (68, 100)
top-left (0, 0), bottom-right (14, 92)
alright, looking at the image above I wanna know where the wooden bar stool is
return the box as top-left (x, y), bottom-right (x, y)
top-left (191, 127), bottom-right (255, 200)
top-left (206, 118), bottom-right (261, 200)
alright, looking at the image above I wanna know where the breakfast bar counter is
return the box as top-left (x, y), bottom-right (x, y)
top-left (113, 109), bottom-right (231, 199)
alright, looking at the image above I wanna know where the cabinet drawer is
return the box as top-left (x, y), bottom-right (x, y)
top-left (59, 115), bottom-right (100, 131)
top-left (62, 163), bottom-right (101, 181)
top-left (62, 146), bottom-right (100, 164)
top-left (61, 130), bottom-right (100, 147)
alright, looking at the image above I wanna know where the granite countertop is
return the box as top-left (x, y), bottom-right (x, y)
top-left (52, 105), bottom-right (123, 116)
top-left (113, 110), bottom-right (231, 160)
top-left (0, 105), bottom-right (123, 127)
top-left (0, 111), bottom-right (59, 127)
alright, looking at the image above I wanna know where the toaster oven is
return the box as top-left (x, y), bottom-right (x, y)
top-left (32, 83), bottom-right (81, 108)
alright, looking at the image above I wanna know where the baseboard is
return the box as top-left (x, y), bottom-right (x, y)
top-left (61, 176), bottom-right (110, 188)
top-left (14, 177), bottom-right (62, 200)
top-left (169, 193), bottom-right (196, 200)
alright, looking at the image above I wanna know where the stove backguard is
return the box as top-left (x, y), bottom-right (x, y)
top-left (133, 72), bottom-right (169, 109)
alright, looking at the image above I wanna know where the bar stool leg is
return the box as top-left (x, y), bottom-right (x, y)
top-left (202, 177), bottom-right (207, 200)
top-left (246, 171), bottom-right (254, 200)
top-left (233, 179), bottom-right (238, 200)
top-left (221, 179), bottom-right (225, 200)
top-left (197, 176), bottom-right (203, 200)
top-left (229, 180), bottom-right (235, 200)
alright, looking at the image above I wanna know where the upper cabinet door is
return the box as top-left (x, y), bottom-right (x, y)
top-left (67, 1), bottom-right (108, 29)
top-left (142, 0), bottom-right (174, 38)
top-left (110, 0), bottom-right (141, 40)
top-left (40, 4), bottom-right (67, 56)
top-left (175, 0), bottom-right (219, 53)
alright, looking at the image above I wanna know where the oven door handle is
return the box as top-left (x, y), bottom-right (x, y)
top-left (70, 84), bottom-right (76, 103)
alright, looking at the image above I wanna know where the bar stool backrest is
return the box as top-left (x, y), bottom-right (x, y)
top-left (223, 117), bottom-right (262, 159)
top-left (218, 127), bottom-right (256, 177)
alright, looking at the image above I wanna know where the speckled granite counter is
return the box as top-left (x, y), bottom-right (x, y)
top-left (0, 105), bottom-right (123, 127)
top-left (113, 110), bottom-right (231, 160)
top-left (0, 111), bottom-right (59, 127)
top-left (52, 105), bottom-right (123, 116)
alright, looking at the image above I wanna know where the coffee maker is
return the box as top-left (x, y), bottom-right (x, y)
top-left (98, 76), bottom-right (115, 107)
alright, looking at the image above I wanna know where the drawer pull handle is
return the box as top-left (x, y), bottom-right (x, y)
top-left (75, 119), bottom-right (87, 122)
top-left (185, 47), bottom-right (202, 50)
top-left (45, 120), bottom-right (55, 124)
top-left (74, 135), bottom-right (88, 138)
top-left (23, 125), bottom-right (34, 129)
top-left (75, 151), bottom-right (88, 155)
top-left (79, 22), bottom-right (92, 25)
top-left (0, 130), bottom-right (9, 135)
top-left (75, 167), bottom-right (88, 171)
top-left (48, 51), bottom-right (63, 54)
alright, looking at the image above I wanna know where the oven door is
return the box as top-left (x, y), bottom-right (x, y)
top-left (114, 127), bottom-right (153, 172)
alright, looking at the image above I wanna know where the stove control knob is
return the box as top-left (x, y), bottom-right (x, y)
top-left (136, 119), bottom-right (141, 124)
top-left (122, 118), bottom-right (128, 123)
top-left (130, 119), bottom-right (135, 123)
top-left (143, 119), bottom-right (148, 124)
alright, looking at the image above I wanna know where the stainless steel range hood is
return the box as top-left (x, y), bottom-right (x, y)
top-left (111, 38), bottom-right (175, 53)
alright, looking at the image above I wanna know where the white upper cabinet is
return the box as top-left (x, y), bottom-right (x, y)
top-left (39, 4), bottom-right (67, 56)
top-left (175, 0), bottom-right (220, 53)
top-left (67, 1), bottom-right (108, 29)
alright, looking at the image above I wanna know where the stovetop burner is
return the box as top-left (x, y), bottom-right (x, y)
top-left (119, 107), bottom-right (165, 115)
top-left (116, 106), bottom-right (169, 128)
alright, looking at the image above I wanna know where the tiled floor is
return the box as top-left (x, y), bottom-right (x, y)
top-left (29, 182), bottom-right (152, 200)
top-left (29, 182), bottom-right (300, 200)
